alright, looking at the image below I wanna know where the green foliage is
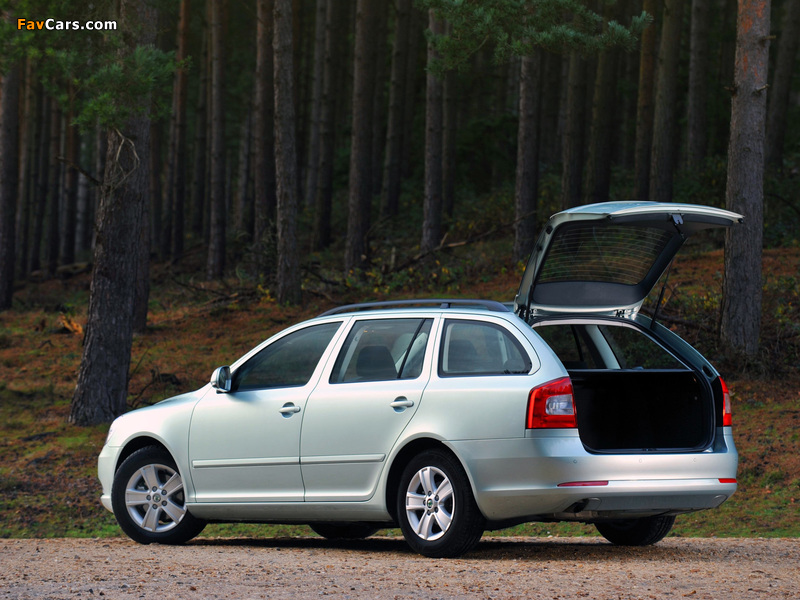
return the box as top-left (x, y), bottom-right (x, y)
top-left (1, 0), bottom-right (176, 131)
top-left (417, 0), bottom-right (651, 72)
top-left (74, 45), bottom-right (176, 129)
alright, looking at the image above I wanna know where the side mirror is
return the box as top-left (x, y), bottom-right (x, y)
top-left (210, 366), bottom-right (231, 393)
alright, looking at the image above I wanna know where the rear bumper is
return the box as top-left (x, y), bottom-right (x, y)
top-left (448, 429), bottom-right (738, 522)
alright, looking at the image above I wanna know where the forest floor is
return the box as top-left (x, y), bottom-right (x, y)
top-left (0, 241), bottom-right (798, 540)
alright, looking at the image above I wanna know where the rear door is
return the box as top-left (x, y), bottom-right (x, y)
top-left (515, 202), bottom-right (742, 320)
top-left (301, 316), bottom-right (436, 501)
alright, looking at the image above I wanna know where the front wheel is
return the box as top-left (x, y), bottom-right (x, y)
top-left (397, 449), bottom-right (484, 558)
top-left (595, 515), bottom-right (675, 546)
top-left (111, 446), bottom-right (206, 544)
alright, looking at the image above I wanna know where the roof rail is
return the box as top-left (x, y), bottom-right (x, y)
top-left (318, 298), bottom-right (510, 317)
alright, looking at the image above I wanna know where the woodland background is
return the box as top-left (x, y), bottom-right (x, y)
top-left (0, 0), bottom-right (798, 426)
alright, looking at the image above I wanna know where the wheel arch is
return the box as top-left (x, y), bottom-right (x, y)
top-left (384, 437), bottom-right (474, 523)
top-left (115, 436), bottom-right (171, 473)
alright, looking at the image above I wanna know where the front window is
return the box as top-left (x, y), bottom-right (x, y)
top-left (232, 322), bottom-right (341, 391)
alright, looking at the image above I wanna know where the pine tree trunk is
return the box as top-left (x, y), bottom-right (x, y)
top-left (381, 0), bottom-right (413, 218)
top-left (167, 0), bottom-right (190, 259)
top-left (254, 0), bottom-right (277, 265)
top-left (70, 0), bottom-right (156, 425)
top-left (442, 34), bottom-right (457, 219)
top-left (234, 107), bottom-right (253, 236)
top-left (634, 0), bottom-right (659, 200)
top-left (513, 52), bottom-right (541, 263)
top-left (45, 105), bottom-right (62, 278)
top-left (190, 26), bottom-right (208, 241)
top-left (649, 0), bottom-right (685, 203)
top-left (274, 0), bottom-right (301, 304)
top-left (765, 0), bottom-right (800, 167)
top-left (561, 52), bottom-right (586, 209)
top-left (15, 61), bottom-right (34, 280)
top-left (304, 0), bottom-right (327, 210)
top-left (420, 10), bottom-right (444, 255)
top-left (687, 0), bottom-right (712, 166)
top-left (345, 0), bottom-right (380, 272)
top-left (29, 95), bottom-right (50, 274)
top-left (313, 0), bottom-right (346, 251)
top-left (60, 94), bottom-right (79, 267)
top-left (206, 0), bottom-right (226, 280)
top-left (720, 0), bottom-right (771, 358)
top-left (371, 1), bottom-right (389, 198)
top-left (585, 11), bottom-right (619, 205)
top-left (0, 60), bottom-right (20, 310)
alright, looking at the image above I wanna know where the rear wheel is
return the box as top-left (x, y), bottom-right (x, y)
top-left (111, 446), bottom-right (206, 544)
top-left (397, 449), bottom-right (484, 558)
top-left (595, 515), bottom-right (675, 546)
top-left (309, 523), bottom-right (380, 540)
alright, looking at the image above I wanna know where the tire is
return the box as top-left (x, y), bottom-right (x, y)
top-left (111, 446), bottom-right (206, 545)
top-left (309, 523), bottom-right (380, 540)
top-left (396, 449), bottom-right (484, 558)
top-left (595, 515), bottom-right (675, 546)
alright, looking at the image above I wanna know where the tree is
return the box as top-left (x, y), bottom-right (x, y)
top-left (304, 0), bottom-right (327, 211)
top-left (345, 0), bottom-right (381, 273)
top-left (634, 0), bottom-right (659, 200)
top-left (765, 0), bottom-right (800, 167)
top-left (421, 10), bottom-right (445, 255)
top-left (649, 0), bottom-right (685, 203)
top-left (274, 0), bottom-right (301, 304)
top-left (254, 0), bottom-right (277, 265)
top-left (561, 52), bottom-right (586, 209)
top-left (720, 0), bottom-right (771, 358)
top-left (70, 0), bottom-right (160, 425)
top-left (312, 0), bottom-right (347, 251)
top-left (0, 55), bottom-right (20, 311)
top-left (166, 0), bottom-right (190, 260)
top-left (382, 0), bottom-right (415, 218)
top-left (206, 0), bottom-right (226, 280)
top-left (513, 52), bottom-right (541, 262)
top-left (686, 0), bottom-right (712, 166)
top-left (585, 2), bottom-right (621, 204)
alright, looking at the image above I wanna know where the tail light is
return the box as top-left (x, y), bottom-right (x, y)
top-left (720, 377), bottom-right (732, 427)
top-left (527, 377), bottom-right (577, 429)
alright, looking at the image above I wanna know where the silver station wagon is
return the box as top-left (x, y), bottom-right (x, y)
top-left (98, 202), bottom-right (741, 557)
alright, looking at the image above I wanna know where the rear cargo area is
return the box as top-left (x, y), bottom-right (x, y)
top-left (534, 321), bottom-right (714, 453)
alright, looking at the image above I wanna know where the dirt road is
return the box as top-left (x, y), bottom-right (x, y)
top-left (1, 536), bottom-right (797, 599)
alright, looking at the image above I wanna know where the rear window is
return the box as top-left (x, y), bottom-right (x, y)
top-left (439, 319), bottom-right (532, 376)
top-left (537, 224), bottom-right (674, 286)
top-left (535, 322), bottom-right (685, 370)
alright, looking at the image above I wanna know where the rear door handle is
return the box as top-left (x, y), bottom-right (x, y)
top-left (279, 403), bottom-right (301, 416)
top-left (390, 397), bottom-right (414, 412)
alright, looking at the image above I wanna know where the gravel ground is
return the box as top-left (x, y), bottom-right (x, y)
top-left (1, 536), bottom-right (798, 599)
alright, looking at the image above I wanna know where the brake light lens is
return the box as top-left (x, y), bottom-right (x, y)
top-left (720, 377), bottom-right (732, 427)
top-left (527, 377), bottom-right (577, 429)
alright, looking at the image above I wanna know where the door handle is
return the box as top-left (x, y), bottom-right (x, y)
top-left (390, 397), bottom-right (414, 412)
top-left (279, 403), bottom-right (301, 416)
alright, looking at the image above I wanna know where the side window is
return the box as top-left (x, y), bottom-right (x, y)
top-left (534, 324), bottom-right (603, 369)
top-left (330, 318), bottom-right (432, 383)
top-left (598, 325), bottom-right (685, 370)
top-left (233, 322), bottom-right (341, 391)
top-left (439, 319), bottom-right (532, 377)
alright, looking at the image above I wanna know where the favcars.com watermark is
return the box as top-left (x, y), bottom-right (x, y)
top-left (17, 18), bottom-right (117, 31)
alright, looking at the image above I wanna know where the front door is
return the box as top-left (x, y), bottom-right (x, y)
top-left (189, 321), bottom-right (342, 503)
